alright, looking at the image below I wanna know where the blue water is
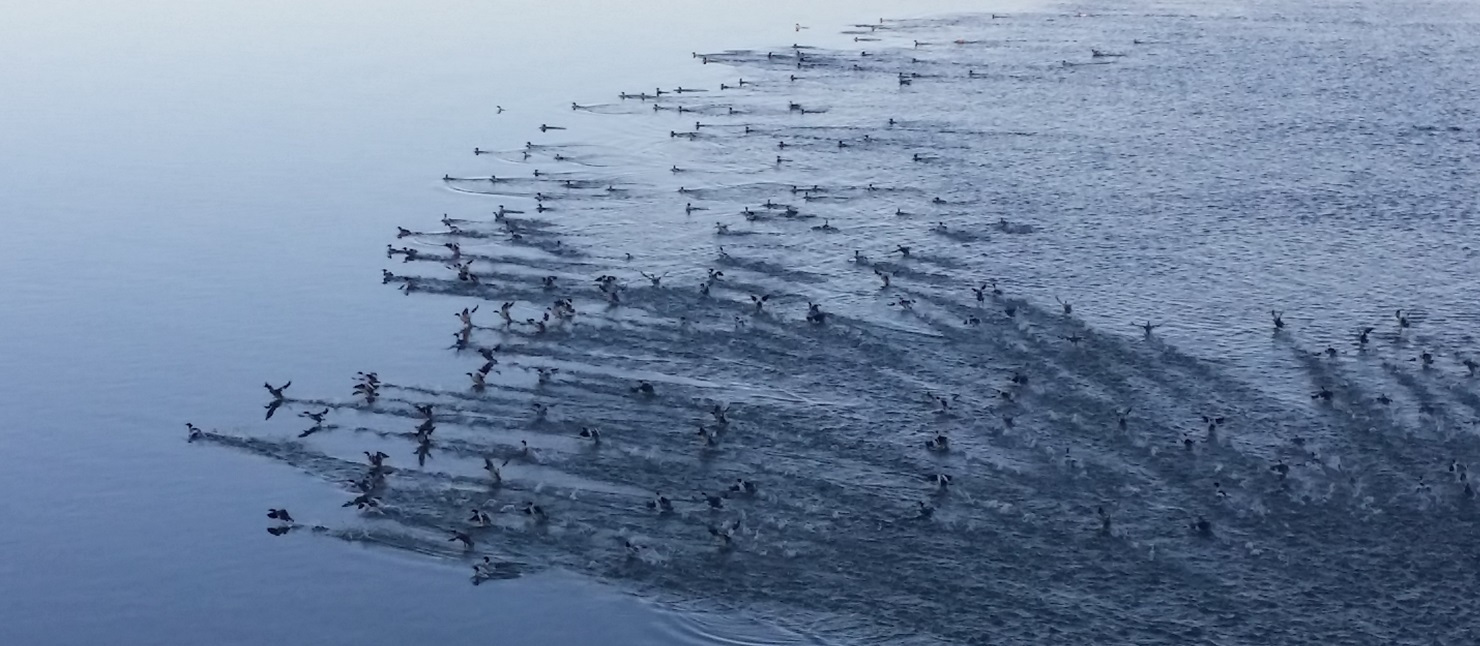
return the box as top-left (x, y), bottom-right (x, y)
top-left (4, 0), bottom-right (1479, 644)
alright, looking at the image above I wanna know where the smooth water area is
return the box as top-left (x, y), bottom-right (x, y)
top-left (4, 0), bottom-right (1480, 644)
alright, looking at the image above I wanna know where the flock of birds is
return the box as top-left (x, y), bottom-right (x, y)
top-left (188, 8), bottom-right (1480, 642)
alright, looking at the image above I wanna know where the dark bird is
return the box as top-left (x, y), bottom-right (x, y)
top-left (915, 501), bottom-right (935, 520)
top-left (521, 502), bottom-right (548, 522)
top-left (344, 493), bottom-right (381, 510)
top-left (264, 381), bottom-right (291, 400)
top-left (647, 492), bottom-right (675, 513)
top-left (266, 508), bottom-right (294, 523)
top-left (697, 491), bottom-right (724, 509)
top-left (449, 531), bottom-right (475, 549)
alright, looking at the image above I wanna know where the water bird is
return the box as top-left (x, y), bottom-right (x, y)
top-left (696, 425), bottom-right (719, 447)
top-left (750, 294), bottom-right (771, 312)
top-left (890, 297), bottom-right (916, 311)
top-left (1463, 358), bottom-right (1478, 376)
top-left (484, 457), bottom-right (508, 484)
top-left (1311, 386), bottom-right (1334, 402)
top-left (530, 401), bottom-right (552, 420)
top-left (1116, 407), bottom-right (1132, 431)
top-left (729, 479), bottom-right (757, 495)
top-left (467, 371), bottom-right (487, 391)
top-left (521, 502), bottom-right (548, 522)
top-left (1271, 460), bottom-right (1289, 480)
top-left (930, 473), bottom-right (952, 492)
top-left (685, 203), bottom-right (705, 214)
top-left (186, 423), bottom-right (204, 442)
top-left (1063, 333), bottom-right (1085, 345)
top-left (633, 381), bottom-right (656, 397)
top-left (1270, 310), bottom-right (1285, 330)
top-left (639, 271), bottom-right (668, 287)
top-left (344, 493), bottom-right (381, 510)
top-left (579, 426), bottom-right (600, 442)
top-left (538, 124), bottom-right (565, 132)
top-left (266, 508), bottom-right (294, 523)
top-left (1136, 321), bottom-right (1161, 337)
top-left (1055, 296), bottom-right (1073, 315)
top-left (1395, 309), bottom-right (1411, 331)
top-left (449, 531), bottom-right (475, 549)
top-left (697, 491), bottom-right (725, 509)
top-left (708, 520), bottom-right (741, 546)
top-left (264, 381), bottom-right (291, 400)
top-left (806, 302), bottom-right (827, 325)
top-left (915, 502), bottom-right (935, 520)
top-left (469, 508), bottom-right (492, 527)
top-left (925, 433), bottom-right (950, 452)
top-left (647, 492), bottom-right (675, 513)
top-left (812, 219), bottom-right (837, 232)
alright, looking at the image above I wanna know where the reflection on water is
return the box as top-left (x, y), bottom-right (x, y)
top-left (6, 0), bottom-right (1480, 644)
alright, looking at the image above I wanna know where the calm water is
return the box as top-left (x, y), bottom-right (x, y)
top-left (4, 0), bottom-right (1479, 644)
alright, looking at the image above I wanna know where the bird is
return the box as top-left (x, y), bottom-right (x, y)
top-left (344, 493), bottom-right (381, 510)
top-left (484, 457), bottom-right (508, 484)
top-left (468, 508), bottom-right (492, 527)
top-left (647, 492), bottom-right (675, 513)
top-left (264, 381), bottom-right (292, 400)
top-left (449, 531), bottom-right (475, 549)
top-left (266, 508), bottom-right (294, 523)
top-left (915, 502), bottom-right (935, 520)
top-left (521, 502), bottom-right (548, 522)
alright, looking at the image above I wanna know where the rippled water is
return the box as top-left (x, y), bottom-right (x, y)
top-left (8, 0), bottom-right (1480, 644)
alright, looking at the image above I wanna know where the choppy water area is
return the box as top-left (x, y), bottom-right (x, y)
top-left (8, 0), bottom-right (1480, 644)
